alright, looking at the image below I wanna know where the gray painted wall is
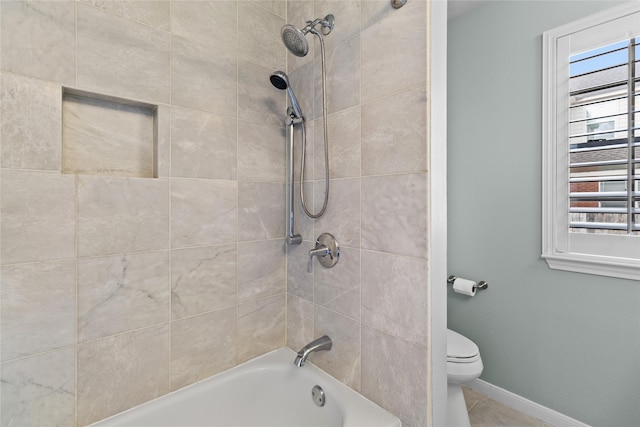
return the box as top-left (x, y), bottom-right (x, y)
top-left (448, 1), bottom-right (640, 426)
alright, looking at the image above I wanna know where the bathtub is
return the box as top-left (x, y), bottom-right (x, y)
top-left (90, 347), bottom-right (401, 427)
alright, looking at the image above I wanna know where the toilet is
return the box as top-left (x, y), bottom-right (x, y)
top-left (447, 329), bottom-right (483, 427)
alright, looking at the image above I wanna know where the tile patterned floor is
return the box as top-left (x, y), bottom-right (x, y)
top-left (463, 386), bottom-right (553, 427)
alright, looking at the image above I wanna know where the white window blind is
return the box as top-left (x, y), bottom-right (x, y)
top-left (542, 3), bottom-right (640, 280)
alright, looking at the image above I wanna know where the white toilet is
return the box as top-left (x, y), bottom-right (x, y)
top-left (447, 329), bottom-right (483, 427)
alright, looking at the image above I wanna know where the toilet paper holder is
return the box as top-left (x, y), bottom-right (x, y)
top-left (447, 275), bottom-right (488, 291)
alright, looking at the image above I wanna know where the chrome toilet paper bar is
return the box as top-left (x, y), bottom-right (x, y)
top-left (447, 275), bottom-right (488, 291)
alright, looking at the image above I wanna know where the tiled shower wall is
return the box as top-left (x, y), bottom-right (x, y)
top-left (1, 1), bottom-right (290, 425)
top-left (284, 1), bottom-right (431, 426)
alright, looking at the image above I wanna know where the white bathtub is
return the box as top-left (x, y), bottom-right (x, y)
top-left (90, 347), bottom-right (401, 427)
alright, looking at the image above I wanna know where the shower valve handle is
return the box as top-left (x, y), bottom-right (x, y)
top-left (308, 233), bottom-right (340, 273)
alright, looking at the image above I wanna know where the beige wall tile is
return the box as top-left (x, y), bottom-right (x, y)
top-left (78, 251), bottom-right (170, 342)
top-left (361, 173), bottom-right (428, 258)
top-left (1, 72), bottom-right (62, 170)
top-left (314, 0), bottom-right (361, 53)
top-left (239, 59), bottom-right (284, 127)
top-left (170, 106), bottom-right (237, 180)
top-left (361, 325), bottom-right (428, 427)
top-left (288, 61), bottom-right (315, 120)
top-left (1, 261), bottom-right (75, 361)
top-left (77, 3), bottom-right (170, 103)
top-left (1, 348), bottom-right (75, 427)
top-left (237, 122), bottom-right (286, 182)
top-left (251, 0), bottom-right (286, 18)
top-left (292, 181), bottom-right (315, 239)
top-left (237, 294), bottom-right (285, 363)
top-left (313, 306), bottom-right (361, 391)
top-left (171, 1), bottom-right (236, 53)
top-left (361, 250), bottom-right (428, 347)
top-left (286, 241), bottom-right (314, 301)
top-left (79, 0), bottom-right (170, 31)
top-left (313, 35), bottom-right (360, 117)
top-left (314, 246), bottom-right (360, 320)
top-left (62, 94), bottom-right (155, 178)
top-left (286, 293), bottom-right (315, 352)
top-left (362, 86), bottom-right (428, 176)
top-left (361, 0), bottom-right (426, 103)
top-left (171, 245), bottom-right (237, 320)
top-left (238, 182), bottom-right (285, 241)
top-left (238, 2), bottom-right (285, 70)
top-left (171, 35), bottom-right (237, 117)
top-left (77, 324), bottom-right (170, 425)
top-left (313, 178), bottom-right (361, 247)
top-left (155, 104), bottom-right (171, 177)
top-left (170, 178), bottom-right (238, 248)
top-left (238, 240), bottom-right (286, 302)
top-left (0, 1), bottom-right (75, 85)
top-left (1, 170), bottom-right (76, 265)
top-left (77, 176), bottom-right (170, 257)
top-left (171, 308), bottom-right (237, 391)
top-left (313, 106), bottom-right (361, 180)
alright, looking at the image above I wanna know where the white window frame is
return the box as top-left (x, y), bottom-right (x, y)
top-left (542, 2), bottom-right (640, 281)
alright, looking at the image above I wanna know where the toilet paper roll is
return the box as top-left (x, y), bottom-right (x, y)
top-left (452, 277), bottom-right (476, 296)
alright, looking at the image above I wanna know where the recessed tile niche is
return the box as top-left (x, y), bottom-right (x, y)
top-left (62, 88), bottom-right (157, 178)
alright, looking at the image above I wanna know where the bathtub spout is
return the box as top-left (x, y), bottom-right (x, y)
top-left (294, 335), bottom-right (332, 367)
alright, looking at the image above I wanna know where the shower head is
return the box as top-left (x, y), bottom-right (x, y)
top-left (280, 15), bottom-right (335, 57)
top-left (270, 71), bottom-right (304, 119)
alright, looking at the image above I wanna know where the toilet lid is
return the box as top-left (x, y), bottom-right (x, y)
top-left (447, 329), bottom-right (480, 362)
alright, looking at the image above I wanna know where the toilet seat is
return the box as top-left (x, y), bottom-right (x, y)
top-left (447, 329), bottom-right (480, 363)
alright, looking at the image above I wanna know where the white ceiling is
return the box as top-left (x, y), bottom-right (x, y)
top-left (447, 0), bottom-right (490, 20)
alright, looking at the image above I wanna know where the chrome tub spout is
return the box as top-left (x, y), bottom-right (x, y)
top-left (294, 335), bottom-right (332, 367)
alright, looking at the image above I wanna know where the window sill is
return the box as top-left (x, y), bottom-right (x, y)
top-left (542, 252), bottom-right (640, 281)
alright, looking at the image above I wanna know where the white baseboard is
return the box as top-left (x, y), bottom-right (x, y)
top-left (467, 379), bottom-right (591, 427)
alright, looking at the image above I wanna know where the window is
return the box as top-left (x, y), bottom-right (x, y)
top-left (542, 3), bottom-right (640, 280)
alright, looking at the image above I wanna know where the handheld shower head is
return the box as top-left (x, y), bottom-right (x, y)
top-left (270, 71), bottom-right (304, 119)
top-left (280, 15), bottom-right (335, 57)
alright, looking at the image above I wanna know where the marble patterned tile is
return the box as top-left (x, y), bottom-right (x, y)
top-left (361, 325), bottom-right (428, 427)
top-left (171, 0), bottom-right (236, 54)
top-left (361, 250), bottom-right (428, 347)
top-left (237, 294), bottom-right (285, 363)
top-left (170, 178), bottom-right (237, 249)
top-left (250, 0), bottom-right (285, 18)
top-left (155, 104), bottom-right (171, 178)
top-left (286, 240), bottom-right (314, 301)
top-left (171, 34), bottom-right (237, 117)
top-left (171, 245), bottom-right (237, 320)
top-left (238, 1), bottom-right (285, 70)
top-left (314, 246), bottom-right (360, 320)
top-left (362, 86), bottom-right (428, 176)
top-left (313, 306), bottom-right (361, 391)
top-left (286, 293), bottom-right (314, 353)
top-left (79, 0), bottom-right (170, 30)
top-left (77, 176), bottom-right (170, 257)
top-left (78, 251), bottom-right (170, 342)
top-left (313, 178), bottom-right (361, 248)
top-left (0, 1), bottom-right (76, 85)
top-left (1, 72), bottom-right (62, 170)
top-left (237, 122), bottom-right (286, 183)
top-left (77, 3), bottom-right (170, 104)
top-left (170, 106), bottom-right (237, 180)
top-left (1, 348), bottom-right (75, 427)
top-left (1, 261), bottom-right (75, 362)
top-left (77, 324), bottom-right (170, 426)
top-left (314, 0), bottom-right (361, 53)
top-left (1, 170), bottom-right (75, 265)
top-left (238, 182), bottom-right (285, 241)
top-left (361, 0), bottom-right (426, 103)
top-left (361, 173), bottom-right (428, 258)
top-left (238, 240), bottom-right (286, 302)
top-left (313, 35), bottom-right (361, 117)
top-left (238, 59), bottom-right (284, 127)
top-left (287, 56), bottom-right (316, 120)
top-left (62, 93), bottom-right (155, 177)
top-left (313, 106), bottom-right (361, 180)
top-left (171, 307), bottom-right (237, 391)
